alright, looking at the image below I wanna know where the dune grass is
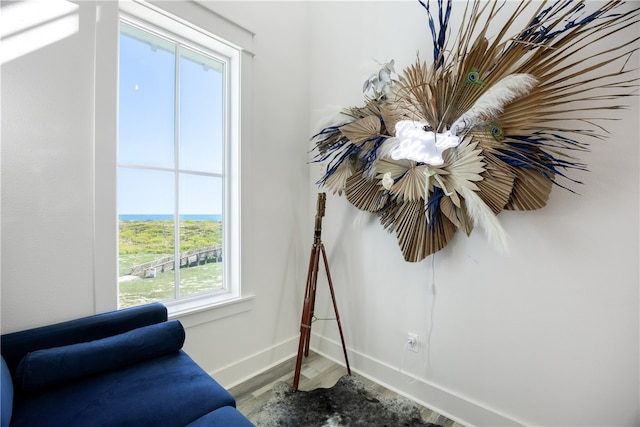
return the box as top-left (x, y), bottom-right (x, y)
top-left (118, 220), bottom-right (223, 308)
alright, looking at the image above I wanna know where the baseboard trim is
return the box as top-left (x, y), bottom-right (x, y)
top-left (209, 335), bottom-right (299, 389)
top-left (310, 333), bottom-right (524, 427)
top-left (207, 332), bottom-right (524, 426)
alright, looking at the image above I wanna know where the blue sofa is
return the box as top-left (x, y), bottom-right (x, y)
top-left (1, 303), bottom-right (254, 426)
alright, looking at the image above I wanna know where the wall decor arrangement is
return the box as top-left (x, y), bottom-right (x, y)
top-left (313, 0), bottom-right (639, 262)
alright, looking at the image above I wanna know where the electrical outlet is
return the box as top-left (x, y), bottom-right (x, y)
top-left (407, 333), bottom-right (419, 352)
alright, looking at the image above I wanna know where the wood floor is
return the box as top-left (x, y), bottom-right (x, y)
top-left (228, 351), bottom-right (464, 427)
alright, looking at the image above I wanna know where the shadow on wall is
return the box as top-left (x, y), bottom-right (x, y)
top-left (1, 1), bottom-right (79, 64)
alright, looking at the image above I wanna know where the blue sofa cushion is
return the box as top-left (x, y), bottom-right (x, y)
top-left (10, 351), bottom-right (236, 427)
top-left (1, 303), bottom-right (168, 374)
top-left (15, 320), bottom-right (185, 393)
top-left (1, 357), bottom-right (13, 427)
top-left (187, 406), bottom-right (255, 427)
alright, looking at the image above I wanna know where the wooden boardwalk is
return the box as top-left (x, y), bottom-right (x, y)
top-left (130, 245), bottom-right (222, 278)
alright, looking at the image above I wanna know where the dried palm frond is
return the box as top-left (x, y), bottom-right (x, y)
top-left (345, 171), bottom-right (388, 212)
top-left (391, 163), bottom-right (430, 202)
top-left (440, 195), bottom-right (474, 235)
top-left (443, 137), bottom-right (485, 203)
top-left (311, 0), bottom-right (639, 262)
top-left (505, 167), bottom-right (554, 211)
top-left (394, 199), bottom-right (457, 261)
top-left (339, 116), bottom-right (382, 146)
top-left (475, 155), bottom-right (516, 215)
top-left (324, 160), bottom-right (355, 196)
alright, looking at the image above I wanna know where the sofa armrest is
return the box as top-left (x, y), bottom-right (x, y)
top-left (1, 303), bottom-right (168, 374)
top-left (1, 357), bottom-right (13, 427)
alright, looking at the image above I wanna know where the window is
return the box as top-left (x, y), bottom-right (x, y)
top-left (111, 3), bottom-right (247, 313)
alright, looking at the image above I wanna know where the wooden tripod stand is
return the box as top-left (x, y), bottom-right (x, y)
top-left (292, 193), bottom-right (351, 390)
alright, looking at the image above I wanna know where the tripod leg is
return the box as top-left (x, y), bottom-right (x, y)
top-left (304, 248), bottom-right (320, 357)
top-left (320, 244), bottom-right (352, 376)
top-left (293, 245), bottom-right (320, 390)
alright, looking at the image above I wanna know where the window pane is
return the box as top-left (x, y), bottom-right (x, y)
top-left (179, 174), bottom-right (223, 297)
top-left (118, 168), bottom-right (176, 307)
top-left (179, 48), bottom-right (224, 174)
top-left (119, 23), bottom-right (176, 168)
top-left (117, 15), bottom-right (238, 309)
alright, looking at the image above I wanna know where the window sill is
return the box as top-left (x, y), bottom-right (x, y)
top-left (167, 294), bottom-right (255, 328)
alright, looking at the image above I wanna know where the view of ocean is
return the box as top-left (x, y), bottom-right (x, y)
top-left (119, 214), bottom-right (222, 221)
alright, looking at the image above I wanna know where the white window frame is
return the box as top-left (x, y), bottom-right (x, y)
top-left (94, 0), bottom-right (254, 321)
top-left (117, 15), bottom-right (235, 308)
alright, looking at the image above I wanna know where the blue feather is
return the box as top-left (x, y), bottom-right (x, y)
top-left (310, 125), bottom-right (349, 159)
top-left (497, 138), bottom-right (588, 191)
top-left (315, 143), bottom-right (360, 187)
top-left (519, 0), bottom-right (615, 46)
top-left (419, 0), bottom-right (451, 68)
top-left (425, 186), bottom-right (444, 230)
top-left (542, 6), bottom-right (605, 42)
top-left (311, 125), bottom-right (342, 141)
top-left (359, 136), bottom-right (387, 175)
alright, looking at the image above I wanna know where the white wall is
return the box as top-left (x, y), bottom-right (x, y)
top-left (1, 0), bottom-right (311, 387)
top-left (2, 1), bottom-right (97, 326)
top-left (307, 2), bottom-right (639, 427)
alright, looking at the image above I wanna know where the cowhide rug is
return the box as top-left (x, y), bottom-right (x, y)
top-left (256, 375), bottom-right (442, 427)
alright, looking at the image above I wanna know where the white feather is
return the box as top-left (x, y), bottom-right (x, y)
top-left (459, 186), bottom-right (509, 254)
top-left (450, 74), bottom-right (537, 135)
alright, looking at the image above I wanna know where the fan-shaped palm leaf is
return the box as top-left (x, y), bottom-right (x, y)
top-left (339, 116), bottom-right (382, 146)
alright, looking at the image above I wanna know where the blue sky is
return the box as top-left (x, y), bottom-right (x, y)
top-left (118, 25), bottom-right (224, 216)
